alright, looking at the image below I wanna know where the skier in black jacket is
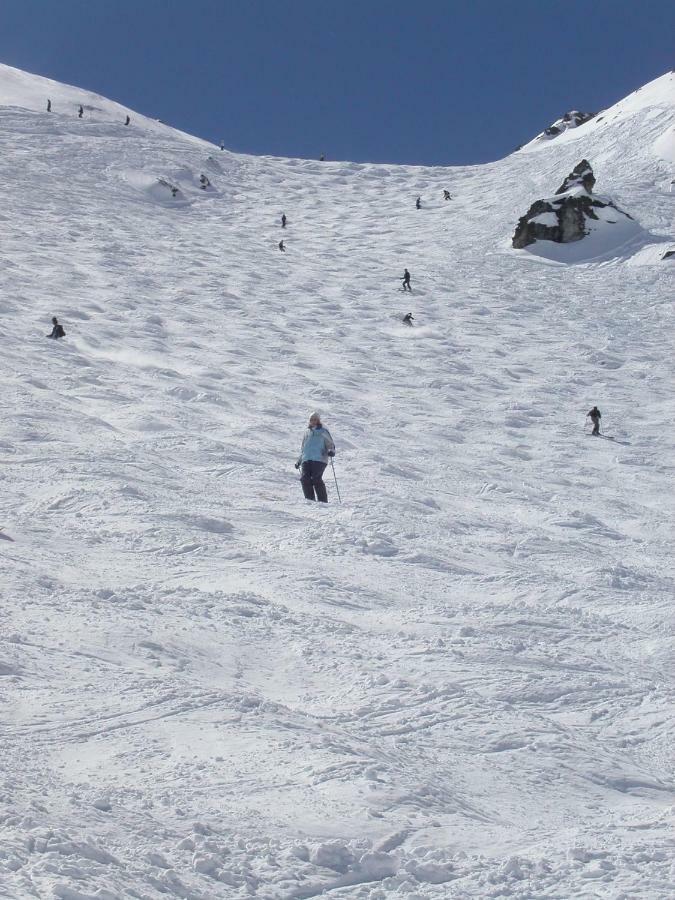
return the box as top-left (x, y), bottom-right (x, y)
top-left (48, 317), bottom-right (66, 339)
top-left (587, 406), bottom-right (601, 435)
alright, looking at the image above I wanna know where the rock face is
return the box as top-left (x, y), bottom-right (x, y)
top-left (556, 159), bottom-right (596, 194)
top-left (540, 110), bottom-right (597, 139)
top-left (662, 249), bottom-right (675, 260)
top-left (512, 160), bottom-right (633, 250)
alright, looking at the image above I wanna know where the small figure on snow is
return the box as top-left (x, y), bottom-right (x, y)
top-left (416, 196), bottom-right (421, 210)
top-left (586, 406), bottom-right (602, 436)
top-left (159, 178), bottom-right (179, 197)
top-left (220, 140), bottom-right (225, 150)
top-left (125, 115), bottom-right (130, 126)
top-left (443, 190), bottom-right (451, 201)
top-left (402, 268), bottom-right (412, 292)
top-left (402, 312), bottom-right (414, 326)
top-left (319, 154), bottom-right (325, 161)
top-left (78, 105), bottom-right (84, 119)
top-left (199, 174), bottom-right (210, 190)
top-left (48, 317), bottom-right (66, 339)
top-left (281, 213), bottom-right (287, 228)
top-left (294, 412), bottom-right (335, 503)
top-left (278, 240), bottom-right (285, 252)
top-left (47, 99), bottom-right (52, 113)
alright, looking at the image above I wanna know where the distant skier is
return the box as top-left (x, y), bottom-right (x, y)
top-left (443, 190), bottom-right (451, 201)
top-left (402, 312), bottom-right (414, 326)
top-left (416, 196), bottom-right (421, 210)
top-left (78, 105), bottom-right (84, 118)
top-left (402, 268), bottom-right (412, 292)
top-left (586, 406), bottom-right (602, 436)
top-left (48, 317), bottom-right (66, 339)
top-left (125, 115), bottom-right (130, 126)
top-left (294, 412), bottom-right (335, 503)
top-left (47, 99), bottom-right (52, 113)
top-left (281, 213), bottom-right (287, 228)
top-left (278, 240), bottom-right (285, 251)
top-left (199, 174), bottom-right (210, 189)
top-left (220, 141), bottom-right (225, 150)
top-left (319, 154), bottom-right (325, 161)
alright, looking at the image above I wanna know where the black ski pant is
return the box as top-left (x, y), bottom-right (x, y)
top-left (402, 281), bottom-right (411, 291)
top-left (591, 421), bottom-right (600, 435)
top-left (301, 460), bottom-right (328, 503)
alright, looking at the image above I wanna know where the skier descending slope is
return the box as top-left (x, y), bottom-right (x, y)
top-left (587, 405), bottom-right (602, 435)
top-left (48, 316), bottom-right (66, 339)
top-left (294, 413), bottom-right (335, 503)
top-left (402, 268), bottom-right (412, 291)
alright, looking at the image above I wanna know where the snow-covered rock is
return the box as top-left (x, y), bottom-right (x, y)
top-left (534, 109), bottom-right (598, 142)
top-left (512, 159), bottom-right (639, 252)
top-left (555, 158), bottom-right (596, 194)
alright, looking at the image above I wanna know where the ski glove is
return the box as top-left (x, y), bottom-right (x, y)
top-left (327, 451), bottom-right (335, 457)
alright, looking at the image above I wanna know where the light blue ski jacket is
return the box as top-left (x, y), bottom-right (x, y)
top-left (297, 425), bottom-right (335, 465)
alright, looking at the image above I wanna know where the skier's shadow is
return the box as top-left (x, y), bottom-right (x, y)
top-left (586, 435), bottom-right (631, 445)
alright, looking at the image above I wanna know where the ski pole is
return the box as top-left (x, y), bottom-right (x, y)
top-left (330, 458), bottom-right (342, 504)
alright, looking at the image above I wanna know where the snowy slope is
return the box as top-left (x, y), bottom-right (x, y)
top-left (1, 64), bottom-right (674, 899)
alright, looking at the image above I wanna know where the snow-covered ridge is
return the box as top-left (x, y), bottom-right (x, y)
top-left (1, 63), bottom-right (674, 899)
top-left (0, 62), bottom-right (207, 144)
top-left (520, 70), bottom-right (675, 156)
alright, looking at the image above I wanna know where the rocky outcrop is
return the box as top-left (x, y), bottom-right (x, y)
top-left (512, 161), bottom-right (634, 250)
top-left (540, 110), bottom-right (597, 139)
top-left (662, 249), bottom-right (675, 260)
top-left (556, 159), bottom-right (595, 194)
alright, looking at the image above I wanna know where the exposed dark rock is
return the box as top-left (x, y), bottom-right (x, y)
top-left (662, 250), bottom-right (675, 260)
top-left (512, 161), bottom-right (634, 250)
top-left (562, 110), bottom-right (596, 126)
top-left (556, 159), bottom-right (596, 194)
top-left (533, 110), bottom-right (597, 142)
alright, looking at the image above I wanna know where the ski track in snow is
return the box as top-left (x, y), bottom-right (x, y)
top-left (1, 66), bottom-right (674, 898)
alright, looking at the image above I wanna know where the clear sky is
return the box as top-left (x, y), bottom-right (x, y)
top-left (0, 0), bottom-right (672, 165)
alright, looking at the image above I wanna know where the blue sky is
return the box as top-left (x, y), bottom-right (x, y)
top-left (0, 0), bottom-right (672, 165)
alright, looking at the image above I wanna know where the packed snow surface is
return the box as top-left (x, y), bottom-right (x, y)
top-left (1, 63), bottom-right (674, 898)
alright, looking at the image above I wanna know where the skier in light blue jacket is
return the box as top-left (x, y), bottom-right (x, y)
top-left (294, 412), bottom-right (335, 502)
